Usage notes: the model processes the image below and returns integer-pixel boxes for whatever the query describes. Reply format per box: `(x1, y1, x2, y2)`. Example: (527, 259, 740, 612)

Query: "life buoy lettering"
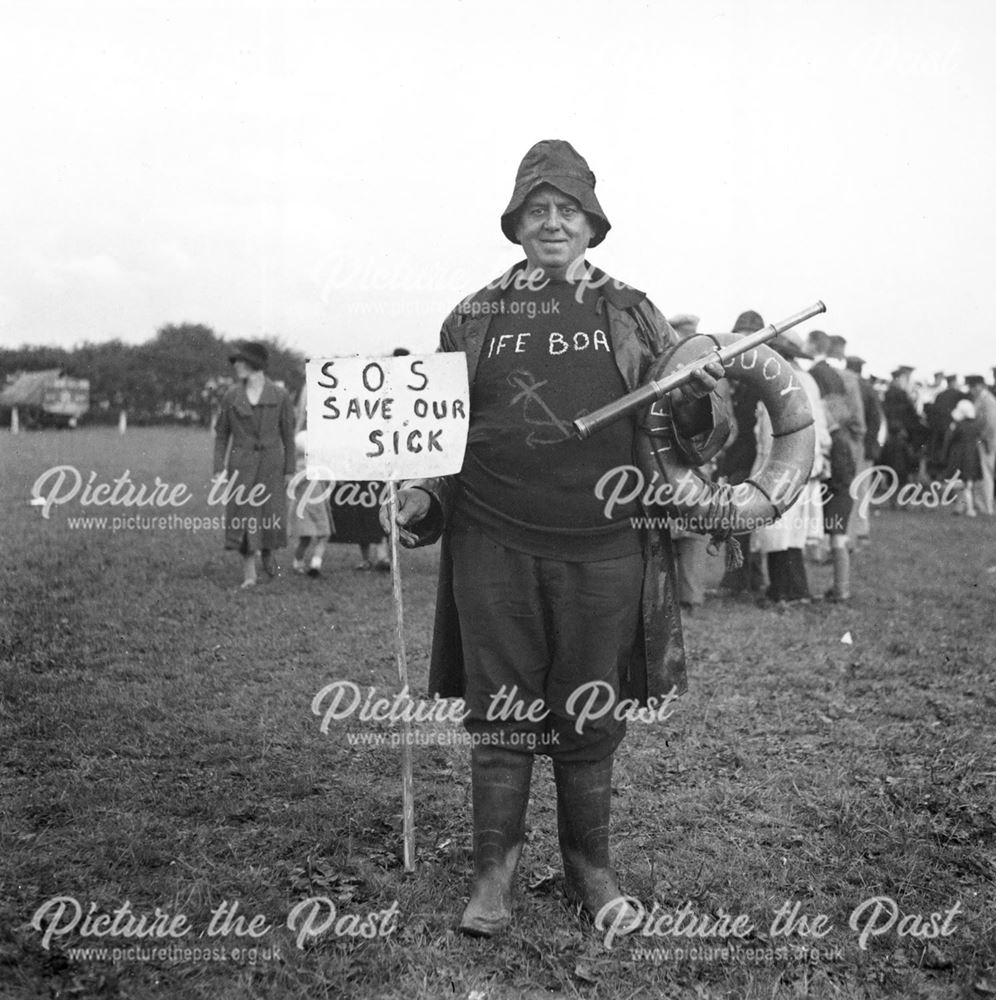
(636, 333, 815, 532)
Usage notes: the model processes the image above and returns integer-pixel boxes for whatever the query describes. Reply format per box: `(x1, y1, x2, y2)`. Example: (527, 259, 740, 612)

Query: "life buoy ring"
(636, 333, 815, 533)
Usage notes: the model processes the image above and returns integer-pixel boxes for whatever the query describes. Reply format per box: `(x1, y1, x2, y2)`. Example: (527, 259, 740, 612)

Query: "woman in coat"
(213, 341, 296, 588)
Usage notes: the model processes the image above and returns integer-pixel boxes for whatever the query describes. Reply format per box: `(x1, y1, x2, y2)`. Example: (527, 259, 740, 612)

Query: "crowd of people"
(880, 365, 996, 518)
(668, 315, 996, 612)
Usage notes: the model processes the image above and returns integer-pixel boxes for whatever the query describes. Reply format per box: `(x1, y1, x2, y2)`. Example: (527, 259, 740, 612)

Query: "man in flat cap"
(966, 375, 996, 514)
(383, 139, 728, 936)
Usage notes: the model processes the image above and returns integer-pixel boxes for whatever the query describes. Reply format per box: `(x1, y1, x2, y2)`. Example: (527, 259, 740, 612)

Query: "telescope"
(573, 301, 827, 439)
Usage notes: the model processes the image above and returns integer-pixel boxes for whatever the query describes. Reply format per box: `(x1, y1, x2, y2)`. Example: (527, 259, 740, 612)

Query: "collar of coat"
(230, 377, 283, 408)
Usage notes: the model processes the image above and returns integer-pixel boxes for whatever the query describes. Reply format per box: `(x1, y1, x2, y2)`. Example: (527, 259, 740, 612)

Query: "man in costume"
(383, 140, 729, 935)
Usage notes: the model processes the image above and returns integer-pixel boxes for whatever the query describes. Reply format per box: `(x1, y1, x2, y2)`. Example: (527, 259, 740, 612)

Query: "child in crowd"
(290, 431, 331, 577)
(945, 398, 981, 517)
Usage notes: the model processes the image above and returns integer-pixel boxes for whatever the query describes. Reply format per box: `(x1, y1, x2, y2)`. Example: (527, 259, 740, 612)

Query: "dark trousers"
(450, 521, 643, 762)
(766, 548, 811, 602)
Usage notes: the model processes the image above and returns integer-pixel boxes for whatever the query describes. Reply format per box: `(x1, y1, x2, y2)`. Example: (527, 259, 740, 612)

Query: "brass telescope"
(573, 300, 827, 439)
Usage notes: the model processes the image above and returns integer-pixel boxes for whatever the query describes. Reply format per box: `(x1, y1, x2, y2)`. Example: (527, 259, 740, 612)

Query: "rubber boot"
(553, 756, 641, 932)
(458, 746, 533, 937)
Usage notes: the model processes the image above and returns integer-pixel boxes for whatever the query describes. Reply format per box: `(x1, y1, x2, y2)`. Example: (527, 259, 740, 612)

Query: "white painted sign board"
(304, 354, 469, 480)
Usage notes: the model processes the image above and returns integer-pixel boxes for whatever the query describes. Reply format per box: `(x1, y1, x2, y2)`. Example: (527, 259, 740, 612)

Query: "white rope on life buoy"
(636, 333, 815, 534)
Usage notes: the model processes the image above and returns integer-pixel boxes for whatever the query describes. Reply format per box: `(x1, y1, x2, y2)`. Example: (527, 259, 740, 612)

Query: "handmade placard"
(303, 354, 469, 480)
(301, 351, 470, 873)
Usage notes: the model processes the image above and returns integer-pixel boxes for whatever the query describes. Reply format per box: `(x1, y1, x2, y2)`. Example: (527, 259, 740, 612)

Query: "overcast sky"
(2, 0, 994, 380)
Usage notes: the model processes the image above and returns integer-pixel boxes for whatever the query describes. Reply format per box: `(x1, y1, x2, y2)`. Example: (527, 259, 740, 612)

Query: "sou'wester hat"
(500, 140, 610, 247)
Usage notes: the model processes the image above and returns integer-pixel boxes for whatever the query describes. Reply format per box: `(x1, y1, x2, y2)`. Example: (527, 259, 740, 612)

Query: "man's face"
(514, 185, 595, 279)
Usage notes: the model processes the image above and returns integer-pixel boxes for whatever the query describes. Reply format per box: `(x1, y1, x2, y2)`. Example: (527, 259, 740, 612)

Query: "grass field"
(1, 427, 994, 1000)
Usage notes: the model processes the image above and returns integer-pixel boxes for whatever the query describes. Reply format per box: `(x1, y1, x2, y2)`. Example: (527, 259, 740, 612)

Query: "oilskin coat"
(408, 263, 730, 704)
(213, 378, 296, 551)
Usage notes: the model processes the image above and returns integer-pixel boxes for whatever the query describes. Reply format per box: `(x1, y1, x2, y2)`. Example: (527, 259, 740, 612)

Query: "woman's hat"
(228, 341, 269, 371)
(500, 140, 611, 247)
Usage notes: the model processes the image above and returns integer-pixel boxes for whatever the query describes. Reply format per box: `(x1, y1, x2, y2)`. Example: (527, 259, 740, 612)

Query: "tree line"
(0, 324, 306, 426)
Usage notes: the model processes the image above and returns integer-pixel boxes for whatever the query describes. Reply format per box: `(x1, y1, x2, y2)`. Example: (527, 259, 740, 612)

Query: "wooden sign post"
(304, 354, 470, 871)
